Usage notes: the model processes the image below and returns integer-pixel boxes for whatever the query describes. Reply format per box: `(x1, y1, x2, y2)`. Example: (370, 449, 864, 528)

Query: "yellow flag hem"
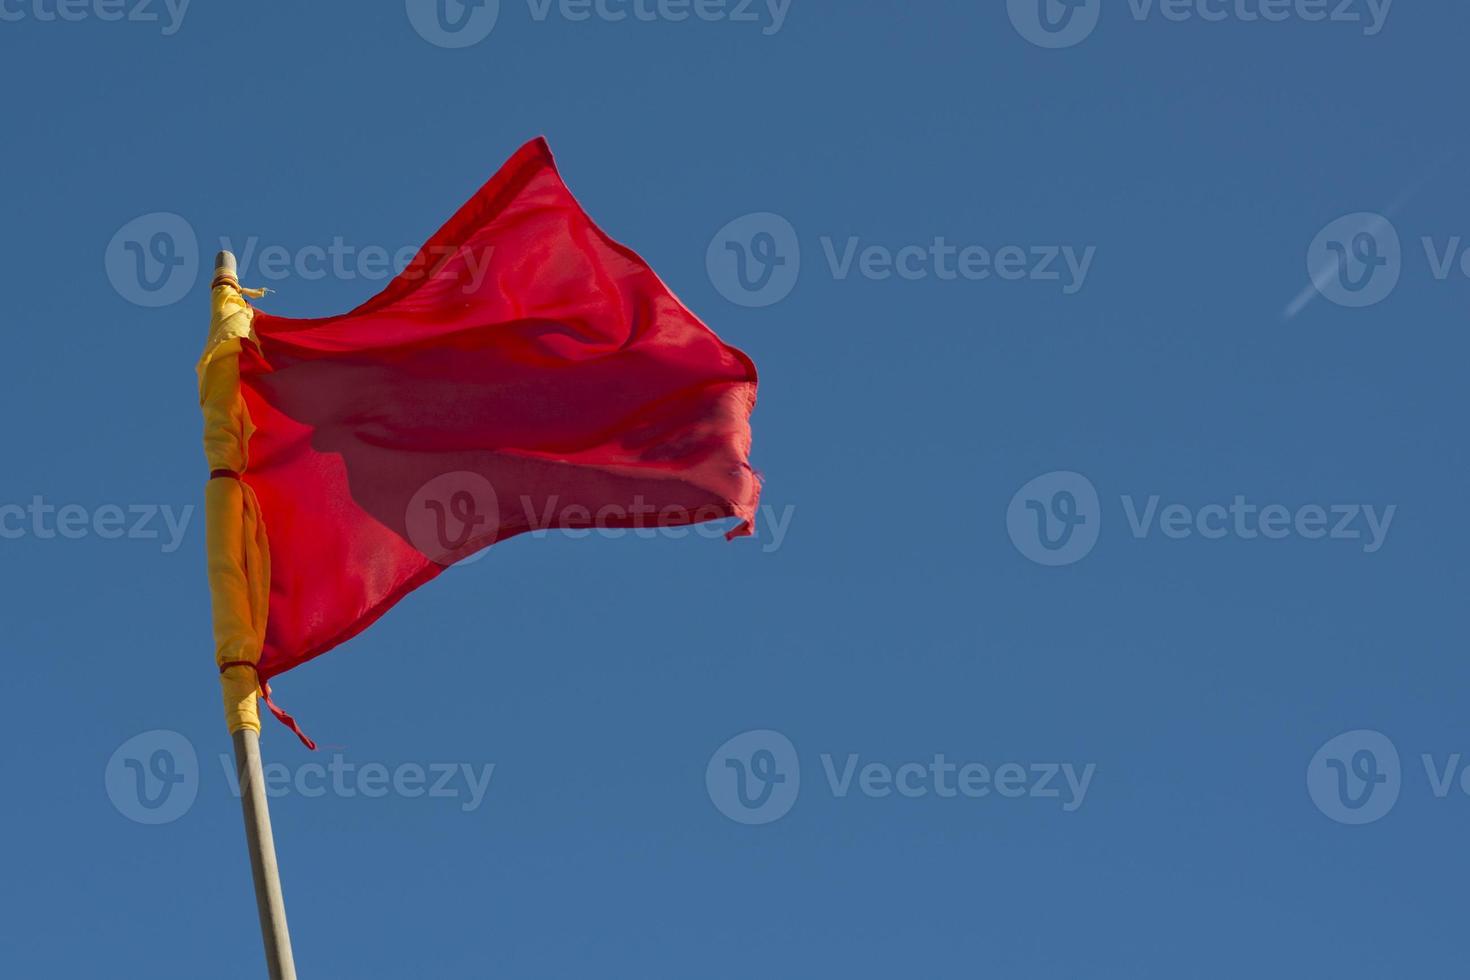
(200, 281, 269, 736)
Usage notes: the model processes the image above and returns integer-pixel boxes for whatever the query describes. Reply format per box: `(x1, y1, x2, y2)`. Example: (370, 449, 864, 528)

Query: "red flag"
(235, 137, 759, 699)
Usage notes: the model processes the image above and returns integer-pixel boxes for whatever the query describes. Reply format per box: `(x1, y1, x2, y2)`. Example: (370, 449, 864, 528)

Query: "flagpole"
(233, 728, 297, 980)
(214, 249, 298, 980)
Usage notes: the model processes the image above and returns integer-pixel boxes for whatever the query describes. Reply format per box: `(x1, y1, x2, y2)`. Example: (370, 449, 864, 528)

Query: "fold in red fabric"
(237, 137, 759, 684)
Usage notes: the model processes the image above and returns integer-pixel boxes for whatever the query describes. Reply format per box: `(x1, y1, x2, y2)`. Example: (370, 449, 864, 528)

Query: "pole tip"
(215, 250, 237, 277)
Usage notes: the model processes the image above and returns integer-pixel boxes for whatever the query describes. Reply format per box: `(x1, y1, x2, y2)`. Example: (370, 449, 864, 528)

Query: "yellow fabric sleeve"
(199, 282, 269, 735)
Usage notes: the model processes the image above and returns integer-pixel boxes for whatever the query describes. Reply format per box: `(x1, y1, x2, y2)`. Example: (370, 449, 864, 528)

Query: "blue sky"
(3, 1, 1468, 977)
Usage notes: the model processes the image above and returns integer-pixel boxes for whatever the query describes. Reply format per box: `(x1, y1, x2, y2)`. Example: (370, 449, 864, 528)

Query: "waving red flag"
(225, 138, 758, 738)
